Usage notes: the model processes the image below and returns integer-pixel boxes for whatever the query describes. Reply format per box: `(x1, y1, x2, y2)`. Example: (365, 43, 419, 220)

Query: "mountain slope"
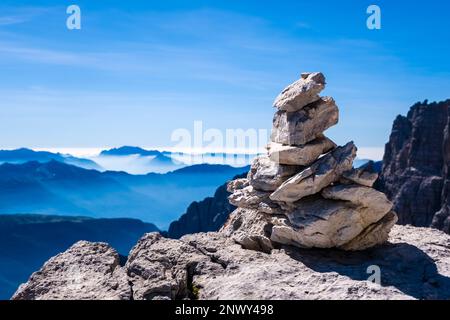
(0, 161, 250, 227)
(167, 172, 247, 238)
(0, 214, 158, 300)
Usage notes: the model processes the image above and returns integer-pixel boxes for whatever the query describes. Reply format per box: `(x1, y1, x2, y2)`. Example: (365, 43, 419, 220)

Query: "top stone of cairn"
(274, 72, 326, 112)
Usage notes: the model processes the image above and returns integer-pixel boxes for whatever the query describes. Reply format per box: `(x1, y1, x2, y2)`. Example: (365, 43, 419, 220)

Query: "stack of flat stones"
(222, 72, 398, 253)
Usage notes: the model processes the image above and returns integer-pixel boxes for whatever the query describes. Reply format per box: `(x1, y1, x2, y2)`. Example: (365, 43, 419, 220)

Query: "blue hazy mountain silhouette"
(96, 146, 260, 175)
(171, 163, 244, 174)
(0, 214, 159, 300)
(98, 146, 185, 173)
(146, 152, 185, 170)
(100, 146, 162, 156)
(0, 148, 102, 170)
(0, 160, 249, 228)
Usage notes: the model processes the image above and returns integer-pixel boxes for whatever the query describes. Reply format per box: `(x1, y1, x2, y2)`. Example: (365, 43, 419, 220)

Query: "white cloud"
(0, 6, 50, 26)
(357, 147, 384, 161)
(0, 16, 27, 26)
(0, 41, 98, 65)
(33, 147, 105, 158)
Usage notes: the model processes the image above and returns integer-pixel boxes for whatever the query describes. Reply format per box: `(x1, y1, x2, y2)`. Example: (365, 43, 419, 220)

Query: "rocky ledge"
(12, 226, 450, 300)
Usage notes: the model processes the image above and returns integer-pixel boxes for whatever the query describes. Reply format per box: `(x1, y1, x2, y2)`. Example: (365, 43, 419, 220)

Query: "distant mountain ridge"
(0, 148, 101, 170)
(100, 146, 259, 158)
(168, 163, 246, 174)
(100, 146, 162, 156)
(98, 146, 258, 173)
(97, 146, 185, 174)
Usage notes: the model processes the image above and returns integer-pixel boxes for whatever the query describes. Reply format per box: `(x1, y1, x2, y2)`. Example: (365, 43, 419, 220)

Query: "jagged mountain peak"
(378, 99, 450, 229)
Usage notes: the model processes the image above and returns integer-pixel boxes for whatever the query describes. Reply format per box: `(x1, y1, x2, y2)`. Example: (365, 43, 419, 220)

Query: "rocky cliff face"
(167, 173, 247, 239)
(12, 226, 450, 300)
(377, 100, 450, 231)
(433, 111, 450, 232)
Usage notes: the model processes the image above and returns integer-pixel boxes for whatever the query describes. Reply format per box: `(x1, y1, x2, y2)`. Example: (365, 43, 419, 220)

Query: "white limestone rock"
(11, 241, 131, 300)
(274, 72, 326, 112)
(267, 135, 336, 166)
(271, 97, 339, 146)
(247, 155, 300, 192)
(322, 184, 393, 217)
(270, 142, 356, 203)
(341, 161, 379, 187)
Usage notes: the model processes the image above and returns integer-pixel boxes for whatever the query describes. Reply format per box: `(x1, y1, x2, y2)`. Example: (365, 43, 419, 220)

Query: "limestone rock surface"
(271, 97, 339, 146)
(267, 135, 336, 166)
(270, 142, 356, 203)
(274, 72, 326, 112)
(270, 198, 393, 250)
(247, 155, 300, 192)
(342, 162, 379, 187)
(11, 241, 131, 300)
(13, 226, 450, 300)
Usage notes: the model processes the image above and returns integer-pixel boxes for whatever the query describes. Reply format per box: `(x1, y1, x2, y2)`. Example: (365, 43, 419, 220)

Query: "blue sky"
(0, 0, 449, 158)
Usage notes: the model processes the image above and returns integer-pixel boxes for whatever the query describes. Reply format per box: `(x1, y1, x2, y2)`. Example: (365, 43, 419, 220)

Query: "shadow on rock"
(284, 242, 450, 300)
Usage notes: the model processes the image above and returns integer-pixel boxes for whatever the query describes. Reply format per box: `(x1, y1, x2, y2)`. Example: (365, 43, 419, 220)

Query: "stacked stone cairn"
(222, 72, 398, 253)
